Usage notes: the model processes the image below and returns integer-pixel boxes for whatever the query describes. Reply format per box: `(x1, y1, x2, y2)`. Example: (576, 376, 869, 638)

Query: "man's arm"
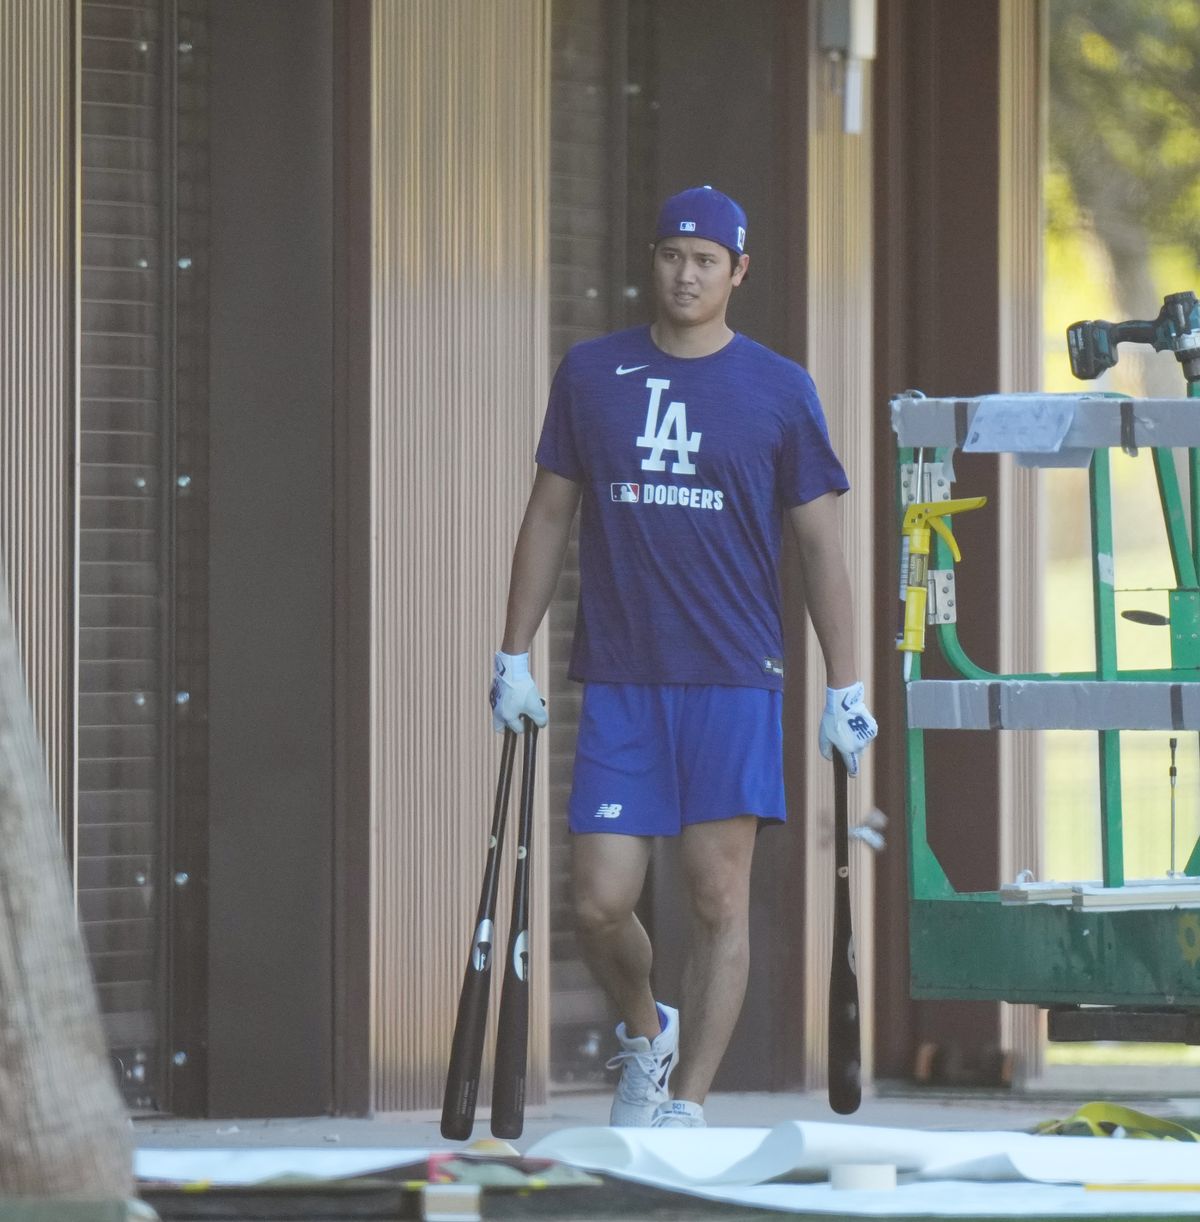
(501, 467, 582, 654)
(786, 492, 857, 687)
(787, 492, 877, 774)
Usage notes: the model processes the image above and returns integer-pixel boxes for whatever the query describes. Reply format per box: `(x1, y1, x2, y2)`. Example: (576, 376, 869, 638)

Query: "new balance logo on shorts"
(611, 482, 640, 503)
(595, 803, 623, 819)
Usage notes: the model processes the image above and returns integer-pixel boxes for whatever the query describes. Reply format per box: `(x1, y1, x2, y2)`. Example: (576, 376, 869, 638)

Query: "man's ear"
(733, 253, 750, 285)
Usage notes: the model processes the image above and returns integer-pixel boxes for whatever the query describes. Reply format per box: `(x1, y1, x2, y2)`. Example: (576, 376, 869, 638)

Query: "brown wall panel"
(801, 12, 876, 1090)
(206, 0, 336, 1118)
(545, 0, 623, 1085)
(371, 0, 550, 1113)
(0, 0, 74, 842)
(872, 0, 1005, 1077)
(643, 0, 812, 1095)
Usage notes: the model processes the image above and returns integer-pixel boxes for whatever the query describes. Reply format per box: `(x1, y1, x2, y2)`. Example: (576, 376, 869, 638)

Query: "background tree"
(1049, 0, 1200, 395)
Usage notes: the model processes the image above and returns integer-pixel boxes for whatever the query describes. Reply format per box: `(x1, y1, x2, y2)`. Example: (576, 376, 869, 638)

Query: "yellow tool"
(897, 495, 987, 680)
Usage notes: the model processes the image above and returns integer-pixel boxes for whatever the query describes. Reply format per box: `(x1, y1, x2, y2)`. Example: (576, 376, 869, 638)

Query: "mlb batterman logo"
(679, 220, 696, 232)
(611, 482, 640, 503)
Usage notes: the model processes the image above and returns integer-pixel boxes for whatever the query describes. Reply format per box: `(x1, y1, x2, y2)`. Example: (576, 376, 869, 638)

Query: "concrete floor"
(132, 1084, 1200, 1153)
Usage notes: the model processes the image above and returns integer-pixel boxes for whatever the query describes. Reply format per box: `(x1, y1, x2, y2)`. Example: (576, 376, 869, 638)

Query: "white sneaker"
(606, 1004, 679, 1126)
(651, 1099, 706, 1128)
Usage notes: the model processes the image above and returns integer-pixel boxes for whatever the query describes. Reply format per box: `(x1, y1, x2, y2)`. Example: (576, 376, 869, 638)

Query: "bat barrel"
(440, 960, 491, 1139)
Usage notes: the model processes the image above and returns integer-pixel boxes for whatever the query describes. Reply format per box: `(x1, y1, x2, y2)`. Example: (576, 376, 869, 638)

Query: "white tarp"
(527, 1122, 1200, 1216)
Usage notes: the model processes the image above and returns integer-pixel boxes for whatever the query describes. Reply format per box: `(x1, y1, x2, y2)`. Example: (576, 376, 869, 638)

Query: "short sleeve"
(534, 356, 584, 482)
(778, 370, 850, 507)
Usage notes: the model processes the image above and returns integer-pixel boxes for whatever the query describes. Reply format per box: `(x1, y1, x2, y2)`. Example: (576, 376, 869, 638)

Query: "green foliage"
(1049, 0, 1200, 263)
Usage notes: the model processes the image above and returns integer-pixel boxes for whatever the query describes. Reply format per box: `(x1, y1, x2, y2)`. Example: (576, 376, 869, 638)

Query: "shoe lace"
(605, 1048, 662, 1077)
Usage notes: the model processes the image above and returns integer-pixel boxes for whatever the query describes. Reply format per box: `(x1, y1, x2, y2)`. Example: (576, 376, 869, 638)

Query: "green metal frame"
(902, 384, 1200, 1007)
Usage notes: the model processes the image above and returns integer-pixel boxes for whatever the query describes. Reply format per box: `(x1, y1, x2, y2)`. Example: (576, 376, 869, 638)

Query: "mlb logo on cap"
(655, 185, 748, 255)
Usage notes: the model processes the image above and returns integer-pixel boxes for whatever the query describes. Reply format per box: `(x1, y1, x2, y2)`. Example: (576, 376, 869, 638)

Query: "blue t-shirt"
(536, 326, 848, 690)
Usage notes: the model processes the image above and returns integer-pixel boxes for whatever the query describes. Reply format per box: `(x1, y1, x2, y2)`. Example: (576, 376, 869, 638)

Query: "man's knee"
(571, 834, 650, 936)
(574, 887, 637, 936)
(687, 872, 750, 931)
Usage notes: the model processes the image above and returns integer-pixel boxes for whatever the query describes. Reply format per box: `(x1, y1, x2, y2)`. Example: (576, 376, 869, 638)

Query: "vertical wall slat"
(371, 0, 550, 1113)
(0, 1, 74, 840)
(803, 47, 876, 1090)
(997, 0, 1044, 1083)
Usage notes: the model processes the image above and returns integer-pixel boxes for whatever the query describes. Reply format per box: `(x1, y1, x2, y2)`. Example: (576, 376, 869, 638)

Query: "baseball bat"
(827, 750, 862, 1114)
(490, 719, 538, 1137)
(440, 728, 517, 1140)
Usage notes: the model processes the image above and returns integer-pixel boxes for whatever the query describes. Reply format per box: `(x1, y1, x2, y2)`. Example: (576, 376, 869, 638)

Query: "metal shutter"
(79, 0, 209, 1113)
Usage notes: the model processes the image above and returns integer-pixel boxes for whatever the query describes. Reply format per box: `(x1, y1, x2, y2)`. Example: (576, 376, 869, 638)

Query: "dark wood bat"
(440, 729, 517, 1140)
(827, 750, 862, 1114)
(490, 721, 537, 1137)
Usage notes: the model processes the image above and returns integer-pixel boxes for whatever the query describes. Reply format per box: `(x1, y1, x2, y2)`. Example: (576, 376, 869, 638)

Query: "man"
(490, 186, 876, 1129)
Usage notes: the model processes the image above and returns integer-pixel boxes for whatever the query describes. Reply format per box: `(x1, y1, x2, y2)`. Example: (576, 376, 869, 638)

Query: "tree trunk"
(0, 569, 132, 1197)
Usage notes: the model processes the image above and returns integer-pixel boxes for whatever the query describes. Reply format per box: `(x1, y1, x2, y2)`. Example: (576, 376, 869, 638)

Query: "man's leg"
(571, 832, 658, 1038)
(574, 832, 680, 1127)
(671, 814, 758, 1104)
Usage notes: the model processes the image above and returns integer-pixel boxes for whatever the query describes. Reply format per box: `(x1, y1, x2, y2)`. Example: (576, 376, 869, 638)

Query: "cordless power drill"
(1067, 290, 1200, 387)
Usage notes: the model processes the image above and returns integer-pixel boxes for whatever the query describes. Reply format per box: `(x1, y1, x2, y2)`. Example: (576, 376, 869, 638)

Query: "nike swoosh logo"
(615, 364, 649, 375)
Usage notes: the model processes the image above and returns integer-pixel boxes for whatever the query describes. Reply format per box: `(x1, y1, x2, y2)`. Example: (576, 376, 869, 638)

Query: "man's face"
(651, 236, 748, 328)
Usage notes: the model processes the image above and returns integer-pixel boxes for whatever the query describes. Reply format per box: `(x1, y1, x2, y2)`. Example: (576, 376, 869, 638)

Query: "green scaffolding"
(897, 390, 1200, 1009)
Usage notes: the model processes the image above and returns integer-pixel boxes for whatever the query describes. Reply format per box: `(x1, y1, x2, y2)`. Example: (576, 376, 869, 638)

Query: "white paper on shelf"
(960, 396, 1076, 454)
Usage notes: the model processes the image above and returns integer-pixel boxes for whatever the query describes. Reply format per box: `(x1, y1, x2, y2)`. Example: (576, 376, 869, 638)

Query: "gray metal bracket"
(899, 460, 952, 506)
(926, 569, 956, 625)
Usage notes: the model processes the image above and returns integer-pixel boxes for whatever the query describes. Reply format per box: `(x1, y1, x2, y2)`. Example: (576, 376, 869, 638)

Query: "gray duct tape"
(1121, 400, 1137, 457)
(907, 680, 1200, 731)
(987, 682, 1003, 730)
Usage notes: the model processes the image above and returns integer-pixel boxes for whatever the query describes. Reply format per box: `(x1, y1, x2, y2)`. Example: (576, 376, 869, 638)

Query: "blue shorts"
(567, 683, 786, 836)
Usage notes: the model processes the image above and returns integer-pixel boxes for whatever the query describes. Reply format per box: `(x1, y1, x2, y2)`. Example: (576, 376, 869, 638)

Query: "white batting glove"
(819, 681, 878, 777)
(490, 650, 548, 733)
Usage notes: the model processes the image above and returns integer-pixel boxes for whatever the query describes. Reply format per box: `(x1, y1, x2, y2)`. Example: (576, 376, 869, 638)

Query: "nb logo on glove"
(490, 650, 549, 734)
(819, 681, 878, 777)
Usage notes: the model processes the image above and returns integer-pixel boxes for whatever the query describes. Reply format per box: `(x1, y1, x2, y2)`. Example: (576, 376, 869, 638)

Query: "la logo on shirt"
(636, 378, 700, 474)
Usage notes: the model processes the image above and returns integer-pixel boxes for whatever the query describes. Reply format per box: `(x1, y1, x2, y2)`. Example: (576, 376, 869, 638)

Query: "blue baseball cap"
(655, 185, 748, 255)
